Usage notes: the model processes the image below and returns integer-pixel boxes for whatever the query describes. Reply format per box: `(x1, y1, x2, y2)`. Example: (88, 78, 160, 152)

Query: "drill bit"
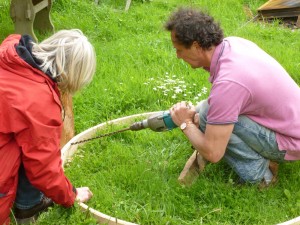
(70, 127, 131, 145)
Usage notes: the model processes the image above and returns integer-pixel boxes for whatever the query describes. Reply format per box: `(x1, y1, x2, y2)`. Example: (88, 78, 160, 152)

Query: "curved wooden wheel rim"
(61, 112, 158, 225)
(61, 112, 300, 225)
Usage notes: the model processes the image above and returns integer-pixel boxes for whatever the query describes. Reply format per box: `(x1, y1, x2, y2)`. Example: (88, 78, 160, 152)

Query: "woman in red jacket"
(0, 29, 96, 224)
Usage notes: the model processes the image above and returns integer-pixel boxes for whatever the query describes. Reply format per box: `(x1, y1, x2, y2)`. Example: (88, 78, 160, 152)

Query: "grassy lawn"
(1, 0, 300, 224)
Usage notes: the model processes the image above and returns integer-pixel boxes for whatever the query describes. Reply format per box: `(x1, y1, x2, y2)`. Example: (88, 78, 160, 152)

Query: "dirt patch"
(259, 16, 299, 30)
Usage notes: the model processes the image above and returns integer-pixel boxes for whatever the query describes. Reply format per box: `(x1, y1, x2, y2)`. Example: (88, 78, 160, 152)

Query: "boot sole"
(16, 215, 37, 225)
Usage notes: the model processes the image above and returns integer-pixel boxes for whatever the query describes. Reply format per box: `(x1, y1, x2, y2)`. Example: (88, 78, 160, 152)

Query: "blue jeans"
(14, 164, 43, 209)
(197, 100, 286, 184)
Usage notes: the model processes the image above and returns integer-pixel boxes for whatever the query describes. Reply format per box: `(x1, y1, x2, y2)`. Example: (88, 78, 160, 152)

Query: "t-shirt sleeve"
(207, 80, 251, 124)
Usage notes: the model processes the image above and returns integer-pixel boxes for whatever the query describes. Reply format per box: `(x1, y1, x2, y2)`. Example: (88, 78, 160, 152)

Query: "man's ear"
(192, 41, 202, 51)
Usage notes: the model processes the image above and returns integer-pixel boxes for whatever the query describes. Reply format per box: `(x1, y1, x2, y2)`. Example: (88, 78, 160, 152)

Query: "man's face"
(171, 31, 205, 69)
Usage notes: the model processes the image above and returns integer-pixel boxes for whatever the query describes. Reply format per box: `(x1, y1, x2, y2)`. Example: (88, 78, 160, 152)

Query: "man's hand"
(170, 100, 233, 163)
(170, 101, 196, 126)
(76, 187, 93, 203)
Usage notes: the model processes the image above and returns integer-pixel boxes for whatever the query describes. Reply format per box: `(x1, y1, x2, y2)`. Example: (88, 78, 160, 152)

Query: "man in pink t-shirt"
(164, 7, 300, 186)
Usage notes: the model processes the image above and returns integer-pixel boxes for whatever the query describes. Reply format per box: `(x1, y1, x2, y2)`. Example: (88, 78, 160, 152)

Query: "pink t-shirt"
(208, 37, 300, 160)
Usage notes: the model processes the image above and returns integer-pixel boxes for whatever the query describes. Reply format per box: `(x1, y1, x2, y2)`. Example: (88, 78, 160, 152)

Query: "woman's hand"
(76, 187, 93, 203)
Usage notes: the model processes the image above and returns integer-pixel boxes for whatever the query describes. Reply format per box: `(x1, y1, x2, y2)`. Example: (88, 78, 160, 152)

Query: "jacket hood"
(0, 34, 54, 84)
(0, 34, 60, 97)
(15, 35, 54, 80)
(15, 35, 42, 71)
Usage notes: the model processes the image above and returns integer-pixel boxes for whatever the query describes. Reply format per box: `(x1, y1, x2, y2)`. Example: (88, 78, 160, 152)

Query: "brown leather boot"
(269, 161, 279, 181)
(259, 161, 279, 189)
(14, 196, 54, 224)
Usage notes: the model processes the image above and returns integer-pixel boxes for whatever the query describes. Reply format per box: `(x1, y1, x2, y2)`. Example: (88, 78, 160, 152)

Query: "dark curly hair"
(164, 7, 224, 49)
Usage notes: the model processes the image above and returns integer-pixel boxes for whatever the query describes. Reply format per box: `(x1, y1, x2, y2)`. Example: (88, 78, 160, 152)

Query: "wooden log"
(32, 0, 54, 33)
(10, 0, 54, 42)
(258, 0, 300, 10)
(178, 150, 206, 186)
(10, 0, 37, 41)
(257, 0, 300, 18)
(125, 0, 131, 12)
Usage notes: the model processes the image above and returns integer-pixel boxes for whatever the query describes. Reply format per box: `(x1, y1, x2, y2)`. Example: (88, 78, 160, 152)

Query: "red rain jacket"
(0, 34, 76, 224)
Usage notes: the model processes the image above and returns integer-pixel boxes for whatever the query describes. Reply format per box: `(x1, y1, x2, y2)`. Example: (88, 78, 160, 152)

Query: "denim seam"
(235, 120, 276, 142)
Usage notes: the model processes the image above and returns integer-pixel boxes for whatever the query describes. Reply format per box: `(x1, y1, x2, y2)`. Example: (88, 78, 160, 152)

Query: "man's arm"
(170, 101, 233, 163)
(182, 123, 233, 163)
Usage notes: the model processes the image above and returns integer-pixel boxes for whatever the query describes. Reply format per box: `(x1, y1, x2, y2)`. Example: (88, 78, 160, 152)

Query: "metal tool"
(129, 110, 177, 132)
(70, 127, 131, 145)
(70, 110, 177, 145)
(71, 101, 203, 145)
(129, 101, 203, 132)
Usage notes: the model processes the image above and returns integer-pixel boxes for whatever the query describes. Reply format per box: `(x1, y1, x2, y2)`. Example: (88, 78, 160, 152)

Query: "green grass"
(38, 127, 300, 225)
(2, 0, 300, 224)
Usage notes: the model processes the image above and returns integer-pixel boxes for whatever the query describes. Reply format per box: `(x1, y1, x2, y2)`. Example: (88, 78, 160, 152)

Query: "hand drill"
(130, 110, 177, 132)
(129, 101, 203, 132)
(71, 101, 204, 145)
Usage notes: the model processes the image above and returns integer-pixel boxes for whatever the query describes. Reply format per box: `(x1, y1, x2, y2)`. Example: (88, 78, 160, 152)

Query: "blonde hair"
(32, 29, 96, 94)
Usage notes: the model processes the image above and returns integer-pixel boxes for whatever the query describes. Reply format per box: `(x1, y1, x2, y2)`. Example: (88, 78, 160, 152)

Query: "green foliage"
(41, 128, 300, 225)
(0, 1, 14, 40)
